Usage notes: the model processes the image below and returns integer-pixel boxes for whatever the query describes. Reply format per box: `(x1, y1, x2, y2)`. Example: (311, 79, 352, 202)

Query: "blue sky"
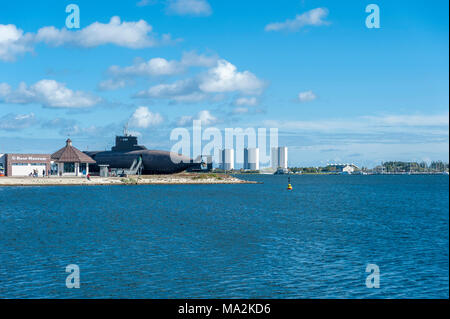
(0, 0, 448, 167)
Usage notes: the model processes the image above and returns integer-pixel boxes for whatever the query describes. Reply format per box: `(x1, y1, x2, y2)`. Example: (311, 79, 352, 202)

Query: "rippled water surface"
(0, 175, 448, 298)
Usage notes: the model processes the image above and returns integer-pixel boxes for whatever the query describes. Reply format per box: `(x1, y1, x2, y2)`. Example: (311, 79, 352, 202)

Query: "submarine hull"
(85, 150, 193, 174)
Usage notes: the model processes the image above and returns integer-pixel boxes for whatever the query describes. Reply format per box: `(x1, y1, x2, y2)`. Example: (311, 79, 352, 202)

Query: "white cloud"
(40, 118, 119, 137)
(234, 96, 258, 106)
(177, 115, 193, 126)
(109, 57, 182, 77)
(108, 52, 217, 78)
(0, 79, 100, 108)
(177, 109, 217, 126)
(101, 52, 218, 91)
(135, 78, 208, 102)
(171, 92, 207, 102)
(197, 110, 217, 125)
(134, 59, 265, 102)
(136, 0, 212, 16)
(265, 8, 329, 32)
(35, 16, 174, 49)
(0, 24, 34, 61)
(262, 113, 449, 167)
(41, 117, 77, 129)
(61, 124, 109, 137)
(129, 106, 163, 128)
(362, 114, 450, 127)
(1, 17, 178, 62)
(180, 51, 218, 68)
(166, 0, 212, 16)
(136, 0, 154, 7)
(199, 60, 265, 95)
(232, 107, 249, 114)
(137, 78, 197, 98)
(0, 83, 11, 96)
(298, 90, 317, 102)
(0, 112, 36, 130)
(97, 79, 127, 91)
(264, 113, 449, 133)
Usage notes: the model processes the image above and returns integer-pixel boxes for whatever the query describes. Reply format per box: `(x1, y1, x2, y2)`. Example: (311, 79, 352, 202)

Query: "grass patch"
(120, 177, 138, 184)
(191, 173, 226, 180)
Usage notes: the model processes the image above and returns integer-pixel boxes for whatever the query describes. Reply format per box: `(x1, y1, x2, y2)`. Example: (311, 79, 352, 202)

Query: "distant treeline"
(375, 161, 449, 173)
(290, 161, 449, 173)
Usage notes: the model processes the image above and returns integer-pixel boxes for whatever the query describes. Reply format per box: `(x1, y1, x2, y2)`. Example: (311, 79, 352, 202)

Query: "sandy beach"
(0, 173, 256, 186)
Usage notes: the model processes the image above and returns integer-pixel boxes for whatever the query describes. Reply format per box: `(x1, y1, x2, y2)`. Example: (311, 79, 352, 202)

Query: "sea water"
(0, 175, 448, 298)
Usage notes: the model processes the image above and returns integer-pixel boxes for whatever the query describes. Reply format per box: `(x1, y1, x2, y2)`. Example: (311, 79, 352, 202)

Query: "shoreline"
(237, 172, 449, 175)
(0, 173, 259, 187)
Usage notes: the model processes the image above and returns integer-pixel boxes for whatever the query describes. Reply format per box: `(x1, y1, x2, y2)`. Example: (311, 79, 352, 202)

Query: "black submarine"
(84, 132, 210, 175)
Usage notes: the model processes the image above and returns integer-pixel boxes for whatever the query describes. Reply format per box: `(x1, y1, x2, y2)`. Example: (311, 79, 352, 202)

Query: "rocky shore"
(0, 173, 256, 186)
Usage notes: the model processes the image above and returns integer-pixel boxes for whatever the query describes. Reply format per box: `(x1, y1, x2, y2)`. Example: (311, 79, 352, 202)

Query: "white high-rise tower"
(271, 147, 288, 169)
(278, 146, 288, 169)
(244, 148, 260, 170)
(220, 149, 234, 170)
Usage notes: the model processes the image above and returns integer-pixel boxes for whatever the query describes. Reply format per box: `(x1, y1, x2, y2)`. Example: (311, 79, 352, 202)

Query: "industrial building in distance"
(218, 146, 288, 172)
(244, 148, 260, 170)
(271, 146, 288, 169)
(220, 149, 235, 170)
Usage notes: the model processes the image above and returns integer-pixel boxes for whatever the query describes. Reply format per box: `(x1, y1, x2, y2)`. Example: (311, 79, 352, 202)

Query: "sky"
(0, 0, 448, 167)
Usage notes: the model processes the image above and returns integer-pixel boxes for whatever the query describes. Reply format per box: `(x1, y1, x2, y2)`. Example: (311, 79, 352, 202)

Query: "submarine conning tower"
(111, 135, 147, 152)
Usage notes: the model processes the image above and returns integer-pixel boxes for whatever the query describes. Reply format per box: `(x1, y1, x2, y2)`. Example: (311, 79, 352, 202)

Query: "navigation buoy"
(287, 183, 293, 190)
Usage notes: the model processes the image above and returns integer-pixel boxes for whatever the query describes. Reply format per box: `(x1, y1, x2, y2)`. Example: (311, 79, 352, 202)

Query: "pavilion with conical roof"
(51, 138, 95, 176)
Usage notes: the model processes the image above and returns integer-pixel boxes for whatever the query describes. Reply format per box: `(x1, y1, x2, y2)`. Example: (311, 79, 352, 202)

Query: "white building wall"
(278, 147, 288, 169)
(342, 165, 354, 173)
(271, 147, 288, 169)
(247, 148, 259, 170)
(271, 147, 279, 169)
(221, 149, 234, 170)
(11, 164, 46, 176)
(243, 149, 249, 170)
